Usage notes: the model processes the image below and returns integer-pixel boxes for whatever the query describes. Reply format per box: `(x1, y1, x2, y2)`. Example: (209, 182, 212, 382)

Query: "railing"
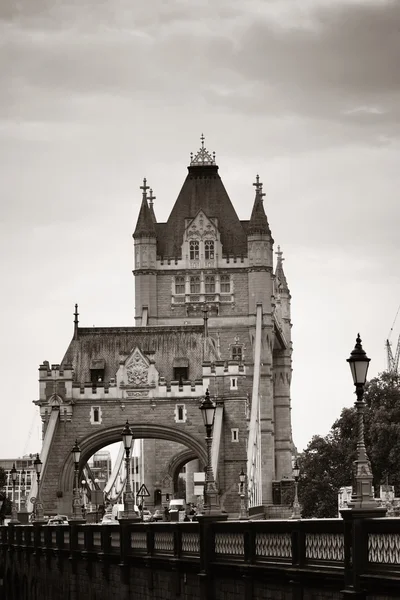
(2, 518, 400, 594)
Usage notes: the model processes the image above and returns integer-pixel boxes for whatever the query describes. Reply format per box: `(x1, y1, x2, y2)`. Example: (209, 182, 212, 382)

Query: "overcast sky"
(1, 0, 400, 461)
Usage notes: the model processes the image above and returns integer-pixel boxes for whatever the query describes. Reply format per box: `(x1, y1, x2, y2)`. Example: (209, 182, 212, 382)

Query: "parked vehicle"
(48, 515, 68, 525)
(142, 510, 152, 522)
(101, 513, 117, 525)
(168, 499, 185, 512)
(151, 509, 163, 521)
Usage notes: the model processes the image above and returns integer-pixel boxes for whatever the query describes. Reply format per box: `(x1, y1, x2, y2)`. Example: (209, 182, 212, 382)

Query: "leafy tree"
(0, 466, 5, 490)
(298, 372, 400, 518)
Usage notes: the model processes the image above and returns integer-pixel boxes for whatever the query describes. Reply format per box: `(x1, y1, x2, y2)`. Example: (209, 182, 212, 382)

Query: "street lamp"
(121, 420, 138, 520)
(33, 453, 45, 522)
(199, 389, 222, 516)
(71, 440, 85, 521)
(346, 334, 385, 515)
(238, 468, 248, 520)
(10, 463, 20, 525)
(291, 459, 301, 519)
(20, 469, 26, 512)
(81, 479, 87, 517)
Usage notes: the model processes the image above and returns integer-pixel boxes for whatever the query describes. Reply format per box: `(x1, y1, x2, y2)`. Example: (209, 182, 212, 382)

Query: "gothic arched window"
(190, 276, 200, 294)
(175, 276, 185, 295)
(205, 276, 215, 294)
(232, 345, 243, 362)
(189, 240, 199, 260)
(204, 240, 214, 260)
(220, 275, 231, 293)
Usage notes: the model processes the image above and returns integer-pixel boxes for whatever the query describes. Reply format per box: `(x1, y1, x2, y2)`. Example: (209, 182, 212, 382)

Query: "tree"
(0, 466, 11, 523)
(0, 466, 5, 490)
(298, 372, 400, 518)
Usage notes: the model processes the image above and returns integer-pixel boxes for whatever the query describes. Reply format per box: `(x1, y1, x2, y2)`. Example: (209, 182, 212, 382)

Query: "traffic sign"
(30, 497, 36, 503)
(136, 483, 150, 497)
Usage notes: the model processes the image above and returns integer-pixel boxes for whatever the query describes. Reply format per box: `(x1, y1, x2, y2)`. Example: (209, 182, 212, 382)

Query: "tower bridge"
(31, 138, 294, 518)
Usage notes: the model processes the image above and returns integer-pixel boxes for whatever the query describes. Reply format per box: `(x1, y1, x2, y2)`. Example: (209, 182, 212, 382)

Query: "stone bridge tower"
(35, 137, 293, 516)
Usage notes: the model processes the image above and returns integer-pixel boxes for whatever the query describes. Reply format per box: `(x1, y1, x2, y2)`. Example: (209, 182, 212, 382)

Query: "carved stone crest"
(126, 348, 149, 387)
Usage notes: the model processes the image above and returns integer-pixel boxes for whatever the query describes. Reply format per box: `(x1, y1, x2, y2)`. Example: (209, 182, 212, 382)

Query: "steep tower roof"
(275, 245, 289, 292)
(157, 136, 247, 258)
(133, 178, 156, 239)
(248, 175, 271, 236)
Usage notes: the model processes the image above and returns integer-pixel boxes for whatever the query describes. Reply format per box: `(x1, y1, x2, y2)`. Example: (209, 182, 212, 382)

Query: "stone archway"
(58, 423, 207, 495)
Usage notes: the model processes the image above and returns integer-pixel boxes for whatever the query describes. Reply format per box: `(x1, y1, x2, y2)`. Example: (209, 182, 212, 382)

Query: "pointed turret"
(248, 175, 271, 236)
(133, 179, 158, 325)
(133, 178, 156, 239)
(275, 246, 289, 292)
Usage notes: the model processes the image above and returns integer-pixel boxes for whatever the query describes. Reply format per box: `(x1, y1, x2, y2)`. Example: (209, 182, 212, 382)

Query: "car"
(101, 513, 117, 525)
(142, 510, 152, 522)
(151, 509, 163, 521)
(48, 515, 68, 525)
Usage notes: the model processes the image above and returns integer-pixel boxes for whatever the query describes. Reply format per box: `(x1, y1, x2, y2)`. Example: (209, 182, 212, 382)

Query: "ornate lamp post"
(291, 459, 301, 519)
(238, 468, 249, 520)
(71, 440, 85, 521)
(199, 389, 222, 516)
(20, 469, 26, 511)
(346, 334, 385, 515)
(10, 463, 20, 524)
(121, 420, 138, 520)
(33, 453, 46, 523)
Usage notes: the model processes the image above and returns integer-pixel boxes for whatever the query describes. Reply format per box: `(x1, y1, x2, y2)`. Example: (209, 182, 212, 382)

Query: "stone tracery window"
(232, 345, 243, 362)
(175, 276, 185, 295)
(204, 240, 214, 259)
(190, 240, 199, 260)
(220, 275, 231, 293)
(190, 276, 200, 294)
(205, 276, 215, 294)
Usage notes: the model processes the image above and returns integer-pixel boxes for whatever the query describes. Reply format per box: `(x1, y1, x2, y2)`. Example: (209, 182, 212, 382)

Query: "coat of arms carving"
(126, 350, 149, 387)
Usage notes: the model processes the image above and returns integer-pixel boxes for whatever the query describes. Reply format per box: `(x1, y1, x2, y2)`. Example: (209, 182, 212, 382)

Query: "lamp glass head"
(34, 453, 42, 475)
(347, 334, 370, 385)
(71, 440, 81, 465)
(122, 420, 133, 450)
(199, 389, 216, 428)
(239, 468, 246, 484)
(11, 463, 17, 483)
(293, 459, 300, 479)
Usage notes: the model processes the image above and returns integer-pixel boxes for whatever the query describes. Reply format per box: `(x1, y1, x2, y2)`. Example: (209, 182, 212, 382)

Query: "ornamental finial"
(253, 174, 265, 199)
(190, 135, 216, 166)
(276, 245, 284, 263)
(140, 178, 149, 200)
(148, 188, 156, 207)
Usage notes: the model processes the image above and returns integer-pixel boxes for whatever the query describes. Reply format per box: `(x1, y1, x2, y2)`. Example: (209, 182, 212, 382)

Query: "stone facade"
(34, 140, 294, 516)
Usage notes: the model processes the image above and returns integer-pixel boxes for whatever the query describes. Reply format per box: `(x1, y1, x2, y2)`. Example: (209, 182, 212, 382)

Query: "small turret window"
(205, 276, 215, 294)
(204, 240, 214, 259)
(220, 275, 231, 293)
(175, 276, 185, 295)
(190, 240, 199, 260)
(232, 346, 243, 362)
(190, 276, 200, 294)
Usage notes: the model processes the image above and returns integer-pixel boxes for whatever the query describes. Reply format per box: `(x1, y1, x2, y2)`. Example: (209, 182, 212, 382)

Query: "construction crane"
(386, 305, 400, 375)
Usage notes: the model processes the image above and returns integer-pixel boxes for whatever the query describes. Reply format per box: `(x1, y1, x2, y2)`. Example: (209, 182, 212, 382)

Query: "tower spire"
(148, 188, 157, 223)
(74, 303, 79, 340)
(133, 179, 156, 239)
(275, 245, 289, 291)
(248, 175, 270, 235)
